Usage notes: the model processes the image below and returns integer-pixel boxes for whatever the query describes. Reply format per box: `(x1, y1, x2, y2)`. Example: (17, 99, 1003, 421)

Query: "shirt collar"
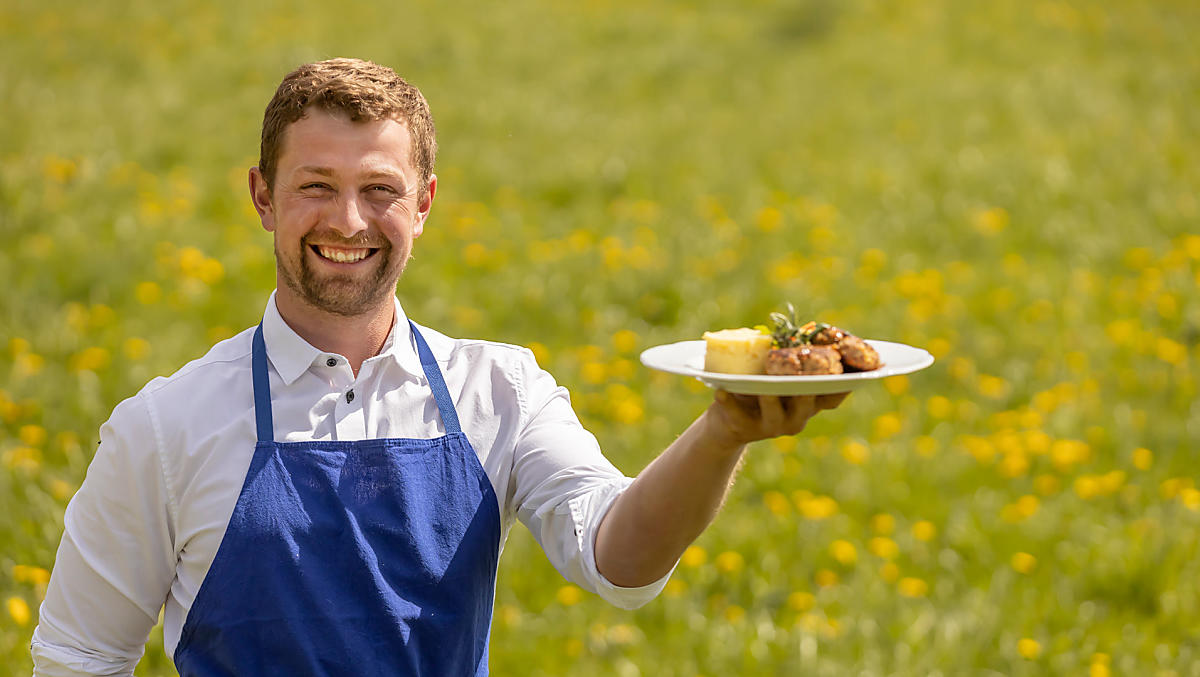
(260, 291, 425, 385)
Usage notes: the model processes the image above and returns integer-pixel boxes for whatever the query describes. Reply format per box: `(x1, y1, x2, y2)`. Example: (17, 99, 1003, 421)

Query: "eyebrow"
(295, 166, 408, 184)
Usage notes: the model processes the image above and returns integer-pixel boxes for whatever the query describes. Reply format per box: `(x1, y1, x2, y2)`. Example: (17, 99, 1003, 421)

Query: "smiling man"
(31, 58, 845, 676)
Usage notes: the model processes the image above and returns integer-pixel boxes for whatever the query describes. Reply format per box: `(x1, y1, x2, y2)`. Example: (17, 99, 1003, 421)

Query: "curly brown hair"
(259, 58, 437, 193)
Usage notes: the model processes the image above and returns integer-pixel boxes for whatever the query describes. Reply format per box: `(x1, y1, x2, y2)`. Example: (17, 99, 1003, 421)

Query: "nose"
(330, 192, 369, 237)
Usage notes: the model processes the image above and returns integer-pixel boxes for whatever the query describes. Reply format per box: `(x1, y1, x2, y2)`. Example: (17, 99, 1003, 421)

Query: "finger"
(815, 392, 851, 410)
(759, 395, 785, 429)
(787, 395, 817, 428)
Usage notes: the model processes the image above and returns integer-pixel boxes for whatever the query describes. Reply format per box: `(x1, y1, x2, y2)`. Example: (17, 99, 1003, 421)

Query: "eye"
(368, 184, 398, 194)
(300, 182, 331, 191)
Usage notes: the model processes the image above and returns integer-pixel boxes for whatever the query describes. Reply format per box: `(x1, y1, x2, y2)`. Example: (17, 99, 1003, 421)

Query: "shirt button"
(345, 390, 355, 403)
(326, 357, 337, 367)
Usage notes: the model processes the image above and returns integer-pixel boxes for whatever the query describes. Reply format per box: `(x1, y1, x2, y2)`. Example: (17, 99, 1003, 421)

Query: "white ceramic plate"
(640, 339, 934, 395)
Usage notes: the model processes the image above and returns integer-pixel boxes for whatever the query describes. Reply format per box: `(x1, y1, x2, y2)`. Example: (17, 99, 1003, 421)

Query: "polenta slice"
(702, 328, 772, 374)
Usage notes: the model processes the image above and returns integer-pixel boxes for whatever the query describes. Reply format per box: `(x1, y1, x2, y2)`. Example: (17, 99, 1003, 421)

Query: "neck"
(274, 288, 395, 376)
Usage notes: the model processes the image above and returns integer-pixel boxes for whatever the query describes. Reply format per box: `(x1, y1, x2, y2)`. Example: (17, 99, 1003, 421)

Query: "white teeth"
(316, 246, 370, 263)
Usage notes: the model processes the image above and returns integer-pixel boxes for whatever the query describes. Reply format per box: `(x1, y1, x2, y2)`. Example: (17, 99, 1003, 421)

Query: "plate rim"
(639, 338, 934, 384)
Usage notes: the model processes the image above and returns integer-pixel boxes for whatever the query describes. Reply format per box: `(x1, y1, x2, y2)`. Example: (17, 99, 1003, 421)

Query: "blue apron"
(174, 322, 501, 676)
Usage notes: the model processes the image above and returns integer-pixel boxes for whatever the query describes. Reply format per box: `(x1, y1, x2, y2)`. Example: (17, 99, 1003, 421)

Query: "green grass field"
(2, 0, 1198, 674)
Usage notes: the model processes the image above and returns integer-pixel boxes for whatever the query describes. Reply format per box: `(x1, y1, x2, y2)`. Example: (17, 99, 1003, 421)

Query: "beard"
(276, 235, 408, 317)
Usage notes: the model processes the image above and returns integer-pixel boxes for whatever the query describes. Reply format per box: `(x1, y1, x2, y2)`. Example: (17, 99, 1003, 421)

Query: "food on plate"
(701, 328, 773, 374)
(764, 344, 843, 375)
(702, 304, 883, 376)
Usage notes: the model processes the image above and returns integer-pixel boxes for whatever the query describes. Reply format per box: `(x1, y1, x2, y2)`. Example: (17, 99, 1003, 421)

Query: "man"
(31, 58, 846, 676)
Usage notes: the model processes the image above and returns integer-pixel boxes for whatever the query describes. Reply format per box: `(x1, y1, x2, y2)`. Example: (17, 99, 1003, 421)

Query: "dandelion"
(70, 346, 111, 373)
(611, 329, 638, 354)
(755, 206, 783, 233)
(1089, 653, 1111, 677)
(1011, 552, 1037, 574)
(872, 413, 903, 440)
(681, 546, 707, 568)
(123, 337, 152, 361)
(11, 565, 50, 586)
(723, 605, 746, 623)
(556, 585, 583, 606)
(796, 494, 839, 520)
(135, 281, 162, 305)
(897, 577, 928, 598)
(830, 540, 858, 566)
(868, 537, 899, 560)
(870, 513, 895, 534)
(814, 569, 839, 587)
(1017, 638, 1041, 659)
(879, 562, 900, 582)
(18, 424, 47, 447)
(972, 207, 1008, 235)
(664, 580, 687, 597)
(787, 591, 815, 612)
(1131, 447, 1153, 470)
(1181, 488, 1200, 511)
(772, 436, 798, 453)
(715, 551, 744, 574)
(841, 440, 870, 465)
(883, 375, 909, 395)
(763, 491, 791, 517)
(912, 521, 937, 542)
(7, 597, 30, 626)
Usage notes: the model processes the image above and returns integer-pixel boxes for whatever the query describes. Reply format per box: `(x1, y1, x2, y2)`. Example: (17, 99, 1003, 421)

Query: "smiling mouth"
(311, 244, 379, 264)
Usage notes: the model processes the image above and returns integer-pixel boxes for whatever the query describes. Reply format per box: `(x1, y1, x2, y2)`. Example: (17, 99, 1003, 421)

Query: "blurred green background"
(2, 0, 1198, 674)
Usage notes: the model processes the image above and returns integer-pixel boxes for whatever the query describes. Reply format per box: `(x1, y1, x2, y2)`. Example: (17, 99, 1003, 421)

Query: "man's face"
(249, 108, 435, 318)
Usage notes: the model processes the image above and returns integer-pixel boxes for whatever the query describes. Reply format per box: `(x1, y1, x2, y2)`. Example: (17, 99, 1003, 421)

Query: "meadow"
(2, 0, 1198, 674)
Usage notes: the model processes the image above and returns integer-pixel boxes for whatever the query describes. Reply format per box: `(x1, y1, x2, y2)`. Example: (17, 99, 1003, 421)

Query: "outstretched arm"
(594, 391, 848, 588)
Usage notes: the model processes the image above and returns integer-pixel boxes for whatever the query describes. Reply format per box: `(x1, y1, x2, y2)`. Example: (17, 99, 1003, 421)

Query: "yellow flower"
(972, 206, 1009, 235)
(1017, 638, 1041, 659)
(7, 597, 30, 626)
(70, 346, 111, 373)
(796, 494, 839, 520)
(723, 605, 746, 623)
(664, 579, 687, 597)
(611, 329, 639, 354)
(870, 513, 895, 534)
(897, 577, 928, 598)
(879, 562, 900, 582)
(755, 206, 783, 233)
(977, 374, 1010, 399)
(526, 342, 550, 365)
(787, 591, 815, 612)
(1181, 488, 1200, 511)
(868, 537, 899, 560)
(841, 440, 870, 465)
(883, 375, 909, 395)
(872, 413, 903, 440)
(1011, 552, 1037, 574)
(912, 521, 937, 542)
(1131, 447, 1153, 470)
(715, 551, 744, 574)
(829, 540, 857, 566)
(18, 424, 47, 447)
(921, 393, 950, 420)
(681, 545, 707, 568)
(556, 585, 583, 606)
(763, 491, 791, 517)
(814, 569, 839, 587)
(123, 337, 152, 361)
(11, 565, 51, 585)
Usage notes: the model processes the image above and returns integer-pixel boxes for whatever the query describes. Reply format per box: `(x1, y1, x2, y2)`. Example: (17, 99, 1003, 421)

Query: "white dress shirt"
(32, 292, 670, 676)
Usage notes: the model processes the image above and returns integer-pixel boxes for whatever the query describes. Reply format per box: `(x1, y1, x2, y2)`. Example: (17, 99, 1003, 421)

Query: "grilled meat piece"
(836, 334, 881, 371)
(765, 345, 844, 375)
(809, 325, 846, 346)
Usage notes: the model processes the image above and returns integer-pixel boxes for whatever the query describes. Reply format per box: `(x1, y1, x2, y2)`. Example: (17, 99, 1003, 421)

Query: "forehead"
(277, 108, 415, 176)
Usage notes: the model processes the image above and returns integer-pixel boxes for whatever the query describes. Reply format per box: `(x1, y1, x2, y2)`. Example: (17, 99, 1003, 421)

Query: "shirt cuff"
(568, 477, 677, 610)
(31, 628, 138, 677)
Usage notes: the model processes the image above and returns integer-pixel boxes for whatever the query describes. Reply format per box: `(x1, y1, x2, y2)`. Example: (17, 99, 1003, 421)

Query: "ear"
(412, 174, 437, 239)
(248, 167, 277, 232)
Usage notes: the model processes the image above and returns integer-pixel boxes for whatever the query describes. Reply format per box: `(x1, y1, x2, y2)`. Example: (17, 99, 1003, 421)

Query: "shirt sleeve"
(509, 354, 673, 610)
(32, 393, 177, 676)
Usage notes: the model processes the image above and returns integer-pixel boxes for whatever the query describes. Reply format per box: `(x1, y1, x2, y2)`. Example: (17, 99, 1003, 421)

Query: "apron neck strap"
(252, 323, 274, 443)
(409, 321, 462, 435)
(249, 321, 464, 442)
